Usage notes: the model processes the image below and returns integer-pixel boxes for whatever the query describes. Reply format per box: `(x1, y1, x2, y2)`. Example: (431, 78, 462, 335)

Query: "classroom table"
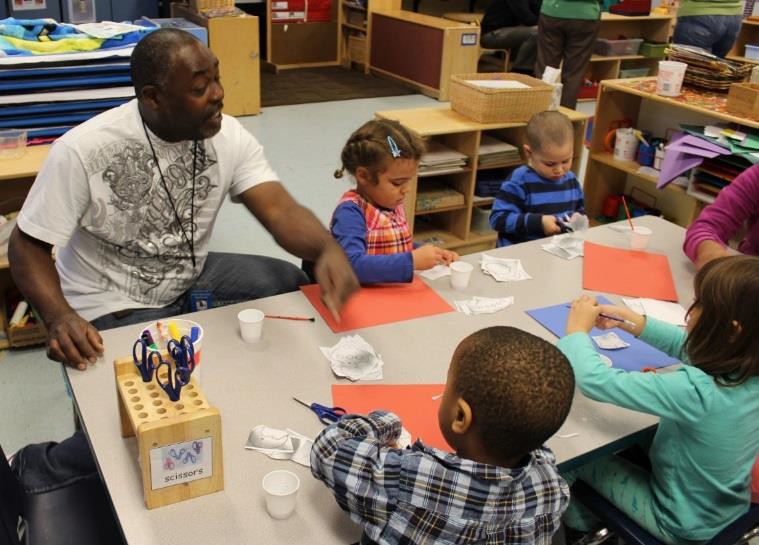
(66, 215, 694, 545)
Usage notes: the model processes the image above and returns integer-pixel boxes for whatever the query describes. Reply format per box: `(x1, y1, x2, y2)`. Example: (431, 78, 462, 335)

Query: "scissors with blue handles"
(132, 338, 162, 382)
(293, 397, 347, 425)
(168, 335, 195, 374)
(155, 357, 191, 402)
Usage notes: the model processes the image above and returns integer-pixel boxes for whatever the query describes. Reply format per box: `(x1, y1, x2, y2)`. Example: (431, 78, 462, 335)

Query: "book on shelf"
(416, 181, 465, 212)
(478, 135, 521, 166)
(418, 141, 468, 176)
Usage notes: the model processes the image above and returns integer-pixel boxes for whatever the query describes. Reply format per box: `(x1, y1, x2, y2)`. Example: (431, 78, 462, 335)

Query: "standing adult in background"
(683, 163, 759, 269)
(479, 0, 542, 75)
(673, 0, 744, 58)
(535, 0, 601, 109)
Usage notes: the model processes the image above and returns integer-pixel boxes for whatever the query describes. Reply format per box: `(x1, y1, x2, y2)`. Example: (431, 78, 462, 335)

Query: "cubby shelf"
(376, 106, 588, 254)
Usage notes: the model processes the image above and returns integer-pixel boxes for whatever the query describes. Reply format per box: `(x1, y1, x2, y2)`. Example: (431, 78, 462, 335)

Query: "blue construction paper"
(526, 296, 681, 371)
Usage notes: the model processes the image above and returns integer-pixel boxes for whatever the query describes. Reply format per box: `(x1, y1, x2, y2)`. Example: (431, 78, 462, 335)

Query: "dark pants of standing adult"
(673, 15, 743, 58)
(535, 14, 601, 109)
(11, 252, 308, 493)
(480, 25, 538, 73)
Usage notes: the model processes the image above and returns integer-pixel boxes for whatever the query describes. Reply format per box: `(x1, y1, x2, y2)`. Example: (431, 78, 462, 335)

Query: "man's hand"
(46, 311, 104, 370)
(313, 242, 359, 321)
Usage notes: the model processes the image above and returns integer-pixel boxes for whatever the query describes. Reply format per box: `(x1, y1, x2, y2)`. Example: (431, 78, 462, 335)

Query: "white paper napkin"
(454, 296, 515, 315)
(245, 425, 313, 467)
(320, 335, 384, 381)
(480, 254, 531, 282)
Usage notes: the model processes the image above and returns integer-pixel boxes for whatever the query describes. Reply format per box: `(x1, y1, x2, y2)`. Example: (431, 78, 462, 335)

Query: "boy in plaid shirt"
(311, 326, 575, 544)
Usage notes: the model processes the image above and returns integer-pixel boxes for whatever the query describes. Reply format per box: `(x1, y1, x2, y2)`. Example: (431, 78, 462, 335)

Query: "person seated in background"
(683, 162, 759, 270)
(479, 0, 542, 75)
(490, 110, 585, 247)
(311, 326, 575, 544)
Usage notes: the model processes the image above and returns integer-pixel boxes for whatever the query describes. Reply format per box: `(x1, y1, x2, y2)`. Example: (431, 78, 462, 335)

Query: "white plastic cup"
(450, 261, 474, 290)
(626, 225, 652, 250)
(238, 309, 264, 343)
(138, 318, 204, 367)
(656, 61, 687, 97)
(262, 470, 300, 519)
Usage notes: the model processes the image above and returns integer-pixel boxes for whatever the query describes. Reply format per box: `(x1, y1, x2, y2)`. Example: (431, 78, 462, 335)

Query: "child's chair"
(572, 480, 759, 545)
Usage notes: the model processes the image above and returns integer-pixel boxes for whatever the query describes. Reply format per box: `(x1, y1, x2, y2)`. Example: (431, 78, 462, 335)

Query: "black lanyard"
(141, 120, 197, 269)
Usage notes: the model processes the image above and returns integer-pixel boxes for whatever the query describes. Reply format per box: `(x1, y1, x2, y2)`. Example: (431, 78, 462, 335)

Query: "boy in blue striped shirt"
(490, 111, 585, 247)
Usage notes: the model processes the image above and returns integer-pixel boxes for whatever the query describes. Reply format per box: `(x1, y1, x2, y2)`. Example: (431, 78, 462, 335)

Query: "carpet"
(261, 66, 415, 107)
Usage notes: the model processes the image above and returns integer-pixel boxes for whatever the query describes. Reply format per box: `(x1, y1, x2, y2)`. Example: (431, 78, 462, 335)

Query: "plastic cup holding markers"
(139, 318, 204, 377)
(262, 470, 300, 519)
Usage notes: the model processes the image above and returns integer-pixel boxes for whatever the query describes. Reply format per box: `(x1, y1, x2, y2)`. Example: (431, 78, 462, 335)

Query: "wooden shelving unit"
(0, 144, 51, 350)
(338, 0, 400, 71)
(584, 78, 759, 228)
(376, 106, 588, 254)
(579, 13, 675, 101)
(727, 18, 759, 65)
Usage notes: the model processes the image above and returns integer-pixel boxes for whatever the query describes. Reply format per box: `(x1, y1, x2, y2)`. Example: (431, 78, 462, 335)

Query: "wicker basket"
(190, 0, 235, 11)
(449, 73, 553, 123)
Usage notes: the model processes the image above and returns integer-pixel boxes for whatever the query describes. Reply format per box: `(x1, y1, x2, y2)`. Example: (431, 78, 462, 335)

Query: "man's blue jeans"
(91, 252, 308, 330)
(673, 14, 743, 58)
(12, 252, 307, 492)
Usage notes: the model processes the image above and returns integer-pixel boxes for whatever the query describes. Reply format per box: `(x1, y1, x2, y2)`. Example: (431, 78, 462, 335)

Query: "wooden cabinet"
(368, 11, 480, 101)
(171, 5, 261, 116)
(581, 13, 674, 100)
(375, 106, 588, 254)
(584, 78, 759, 228)
(727, 18, 759, 65)
(339, 0, 400, 71)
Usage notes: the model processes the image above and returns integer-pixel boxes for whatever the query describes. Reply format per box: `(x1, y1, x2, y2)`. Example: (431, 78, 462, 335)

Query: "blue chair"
(572, 480, 759, 545)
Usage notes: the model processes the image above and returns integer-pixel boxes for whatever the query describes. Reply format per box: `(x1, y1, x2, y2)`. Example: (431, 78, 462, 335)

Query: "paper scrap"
(480, 254, 531, 282)
(320, 335, 384, 381)
(455, 296, 515, 315)
(245, 426, 313, 467)
(418, 264, 451, 280)
(592, 332, 630, 350)
(623, 298, 687, 327)
(542, 234, 584, 260)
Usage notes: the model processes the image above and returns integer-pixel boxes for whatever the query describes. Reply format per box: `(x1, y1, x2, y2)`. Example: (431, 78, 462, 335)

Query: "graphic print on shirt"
(86, 139, 218, 305)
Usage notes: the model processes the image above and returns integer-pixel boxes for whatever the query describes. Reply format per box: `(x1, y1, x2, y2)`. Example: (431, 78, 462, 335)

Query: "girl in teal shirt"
(558, 256, 759, 544)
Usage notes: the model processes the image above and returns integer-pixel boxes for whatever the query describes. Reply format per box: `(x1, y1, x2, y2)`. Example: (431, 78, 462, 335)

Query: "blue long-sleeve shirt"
(489, 165, 584, 247)
(330, 201, 414, 284)
(558, 318, 759, 541)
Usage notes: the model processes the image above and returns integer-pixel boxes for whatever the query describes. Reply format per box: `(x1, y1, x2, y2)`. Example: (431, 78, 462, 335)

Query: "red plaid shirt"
(338, 190, 413, 255)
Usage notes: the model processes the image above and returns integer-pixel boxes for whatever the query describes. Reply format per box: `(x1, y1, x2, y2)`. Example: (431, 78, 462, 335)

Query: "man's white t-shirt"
(18, 99, 278, 321)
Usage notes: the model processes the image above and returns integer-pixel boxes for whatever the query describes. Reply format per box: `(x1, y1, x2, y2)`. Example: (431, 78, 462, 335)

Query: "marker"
(564, 305, 637, 327)
(168, 321, 181, 341)
(141, 330, 158, 350)
(264, 314, 315, 322)
(190, 326, 200, 343)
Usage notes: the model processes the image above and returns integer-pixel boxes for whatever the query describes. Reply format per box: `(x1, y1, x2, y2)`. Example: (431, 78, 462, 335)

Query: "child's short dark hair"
(334, 119, 426, 181)
(525, 111, 574, 153)
(685, 255, 759, 385)
(453, 326, 575, 460)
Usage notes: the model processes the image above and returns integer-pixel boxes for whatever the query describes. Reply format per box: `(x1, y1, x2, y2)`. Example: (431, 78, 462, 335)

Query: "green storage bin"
(640, 41, 667, 59)
(618, 67, 650, 78)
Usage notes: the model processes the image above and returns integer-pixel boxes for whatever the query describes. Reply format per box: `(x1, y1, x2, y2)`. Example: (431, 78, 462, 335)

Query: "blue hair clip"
(387, 136, 402, 158)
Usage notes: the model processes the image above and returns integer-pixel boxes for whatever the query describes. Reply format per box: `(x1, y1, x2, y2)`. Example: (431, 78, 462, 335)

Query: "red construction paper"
(331, 384, 452, 451)
(301, 277, 454, 333)
(583, 242, 678, 301)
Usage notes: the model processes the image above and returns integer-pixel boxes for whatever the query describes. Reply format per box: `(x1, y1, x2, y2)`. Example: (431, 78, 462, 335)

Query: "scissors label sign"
(149, 437, 213, 490)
